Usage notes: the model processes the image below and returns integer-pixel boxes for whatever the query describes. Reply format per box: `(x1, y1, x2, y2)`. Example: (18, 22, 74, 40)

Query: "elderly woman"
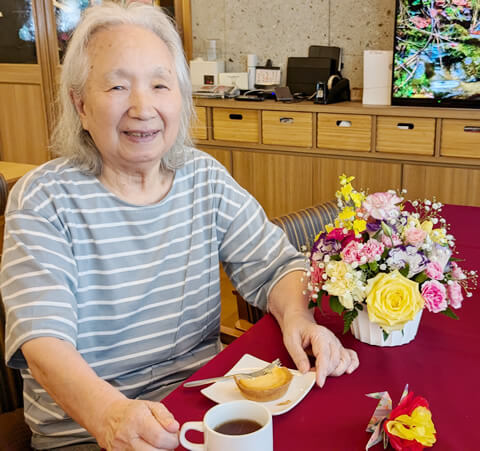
(1, 2, 358, 450)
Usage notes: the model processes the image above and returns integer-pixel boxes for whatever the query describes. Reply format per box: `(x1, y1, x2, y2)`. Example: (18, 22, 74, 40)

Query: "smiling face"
(73, 24, 182, 176)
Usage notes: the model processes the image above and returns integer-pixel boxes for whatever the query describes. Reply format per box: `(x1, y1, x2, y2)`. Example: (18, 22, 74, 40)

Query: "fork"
(183, 358, 281, 387)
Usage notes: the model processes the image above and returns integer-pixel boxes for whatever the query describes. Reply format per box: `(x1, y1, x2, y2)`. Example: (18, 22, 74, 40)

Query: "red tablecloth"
(164, 204, 480, 450)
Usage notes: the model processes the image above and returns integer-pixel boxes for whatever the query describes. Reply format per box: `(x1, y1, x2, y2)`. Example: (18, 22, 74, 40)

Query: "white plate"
(201, 354, 316, 416)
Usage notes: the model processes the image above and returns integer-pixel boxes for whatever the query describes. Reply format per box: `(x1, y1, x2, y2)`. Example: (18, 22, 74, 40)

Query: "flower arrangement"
(304, 174, 478, 338)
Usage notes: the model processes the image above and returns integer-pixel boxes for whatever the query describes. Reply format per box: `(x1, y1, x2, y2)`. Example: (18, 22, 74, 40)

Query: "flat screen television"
(392, 0, 480, 108)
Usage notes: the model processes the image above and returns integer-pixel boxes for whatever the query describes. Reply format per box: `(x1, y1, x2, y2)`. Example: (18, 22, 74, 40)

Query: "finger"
(345, 349, 359, 374)
(130, 437, 176, 451)
(137, 407, 179, 450)
(283, 334, 311, 374)
(327, 340, 341, 374)
(329, 348, 350, 377)
(311, 334, 331, 388)
(149, 402, 180, 433)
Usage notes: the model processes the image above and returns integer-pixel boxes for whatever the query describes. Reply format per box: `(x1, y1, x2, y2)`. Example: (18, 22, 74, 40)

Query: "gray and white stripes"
(1, 149, 305, 449)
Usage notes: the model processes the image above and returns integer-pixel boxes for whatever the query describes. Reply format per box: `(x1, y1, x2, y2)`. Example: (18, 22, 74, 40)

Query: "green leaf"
(440, 306, 459, 320)
(382, 329, 390, 341)
(399, 264, 409, 278)
(343, 308, 359, 334)
(413, 271, 428, 284)
(369, 261, 379, 273)
(308, 300, 317, 309)
(329, 296, 344, 314)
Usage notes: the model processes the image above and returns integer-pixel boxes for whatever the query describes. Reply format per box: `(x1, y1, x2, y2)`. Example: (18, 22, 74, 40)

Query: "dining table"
(163, 204, 480, 450)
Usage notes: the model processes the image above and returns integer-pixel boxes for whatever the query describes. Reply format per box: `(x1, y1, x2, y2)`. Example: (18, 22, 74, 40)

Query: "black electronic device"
(392, 0, 480, 108)
(274, 86, 293, 101)
(308, 45, 343, 73)
(314, 77, 351, 105)
(234, 94, 265, 102)
(286, 56, 336, 96)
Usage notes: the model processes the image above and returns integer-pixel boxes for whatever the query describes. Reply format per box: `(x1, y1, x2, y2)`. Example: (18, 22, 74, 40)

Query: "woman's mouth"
(124, 130, 159, 138)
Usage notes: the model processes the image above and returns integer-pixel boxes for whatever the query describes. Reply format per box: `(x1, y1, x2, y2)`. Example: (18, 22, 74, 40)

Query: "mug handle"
(179, 421, 205, 450)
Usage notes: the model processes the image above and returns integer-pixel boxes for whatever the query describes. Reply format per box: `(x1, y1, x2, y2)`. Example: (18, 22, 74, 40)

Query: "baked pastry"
(234, 366, 293, 402)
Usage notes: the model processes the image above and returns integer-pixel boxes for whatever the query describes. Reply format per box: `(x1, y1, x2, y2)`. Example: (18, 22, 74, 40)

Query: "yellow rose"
(365, 270, 424, 333)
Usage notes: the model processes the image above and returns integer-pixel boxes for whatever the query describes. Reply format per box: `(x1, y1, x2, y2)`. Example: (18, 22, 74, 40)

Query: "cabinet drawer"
(191, 106, 207, 140)
(441, 119, 480, 159)
(212, 108, 259, 143)
(317, 113, 371, 151)
(376, 116, 435, 155)
(262, 111, 313, 147)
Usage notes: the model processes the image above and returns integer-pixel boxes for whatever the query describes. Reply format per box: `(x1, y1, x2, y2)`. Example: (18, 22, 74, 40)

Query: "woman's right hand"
(100, 399, 179, 450)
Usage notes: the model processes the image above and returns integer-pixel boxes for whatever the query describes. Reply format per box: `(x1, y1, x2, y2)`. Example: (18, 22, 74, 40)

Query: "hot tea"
(214, 419, 262, 435)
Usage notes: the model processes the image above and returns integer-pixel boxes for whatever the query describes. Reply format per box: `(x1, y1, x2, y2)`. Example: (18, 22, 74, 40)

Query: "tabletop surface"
(164, 204, 480, 450)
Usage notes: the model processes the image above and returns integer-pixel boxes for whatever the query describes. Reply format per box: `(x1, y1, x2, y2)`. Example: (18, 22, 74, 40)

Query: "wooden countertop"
(193, 98, 480, 120)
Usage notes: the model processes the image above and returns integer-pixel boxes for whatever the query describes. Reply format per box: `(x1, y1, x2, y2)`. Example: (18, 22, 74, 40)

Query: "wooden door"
(0, 0, 53, 164)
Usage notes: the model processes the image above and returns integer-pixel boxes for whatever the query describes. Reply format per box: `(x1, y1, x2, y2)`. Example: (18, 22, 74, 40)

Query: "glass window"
(0, 0, 37, 64)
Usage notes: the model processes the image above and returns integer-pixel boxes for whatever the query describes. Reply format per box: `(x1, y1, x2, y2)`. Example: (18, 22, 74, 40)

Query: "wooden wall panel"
(403, 165, 480, 207)
(312, 158, 402, 204)
(0, 82, 49, 164)
(232, 150, 313, 218)
(198, 147, 233, 174)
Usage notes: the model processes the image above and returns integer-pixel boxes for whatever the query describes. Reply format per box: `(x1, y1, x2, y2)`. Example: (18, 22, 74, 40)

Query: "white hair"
(51, 1, 193, 174)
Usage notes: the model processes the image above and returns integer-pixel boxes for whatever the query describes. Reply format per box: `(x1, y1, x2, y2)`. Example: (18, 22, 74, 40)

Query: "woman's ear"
(70, 89, 88, 130)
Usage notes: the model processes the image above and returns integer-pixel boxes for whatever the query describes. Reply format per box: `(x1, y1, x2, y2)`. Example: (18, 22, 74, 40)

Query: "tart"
(234, 366, 293, 402)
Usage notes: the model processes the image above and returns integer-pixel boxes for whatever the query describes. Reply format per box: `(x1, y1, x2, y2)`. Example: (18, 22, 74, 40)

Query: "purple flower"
(386, 246, 428, 278)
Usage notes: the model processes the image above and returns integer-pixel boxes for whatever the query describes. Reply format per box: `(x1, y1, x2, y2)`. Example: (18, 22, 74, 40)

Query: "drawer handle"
(464, 126, 480, 133)
(229, 113, 243, 120)
(397, 123, 414, 130)
(280, 117, 294, 124)
(336, 120, 351, 127)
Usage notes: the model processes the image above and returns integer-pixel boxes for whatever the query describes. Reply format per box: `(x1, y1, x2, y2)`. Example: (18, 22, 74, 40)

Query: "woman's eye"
(110, 86, 124, 91)
(154, 84, 168, 90)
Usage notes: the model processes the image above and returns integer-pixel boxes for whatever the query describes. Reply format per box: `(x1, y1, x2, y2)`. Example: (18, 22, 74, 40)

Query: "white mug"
(179, 400, 273, 451)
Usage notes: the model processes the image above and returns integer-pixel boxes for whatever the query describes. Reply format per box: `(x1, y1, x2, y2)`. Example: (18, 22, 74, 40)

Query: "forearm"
(22, 337, 126, 443)
(267, 270, 312, 330)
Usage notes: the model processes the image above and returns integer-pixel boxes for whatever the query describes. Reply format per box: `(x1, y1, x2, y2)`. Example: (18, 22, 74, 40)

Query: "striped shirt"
(1, 148, 305, 449)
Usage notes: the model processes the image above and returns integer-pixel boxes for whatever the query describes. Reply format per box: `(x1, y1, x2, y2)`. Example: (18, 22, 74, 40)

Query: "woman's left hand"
(280, 311, 359, 387)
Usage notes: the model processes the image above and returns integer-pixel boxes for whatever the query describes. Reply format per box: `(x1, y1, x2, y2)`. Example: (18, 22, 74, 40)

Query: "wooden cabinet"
(212, 108, 259, 143)
(262, 111, 313, 148)
(376, 116, 435, 156)
(193, 98, 480, 213)
(317, 113, 371, 152)
(440, 119, 480, 159)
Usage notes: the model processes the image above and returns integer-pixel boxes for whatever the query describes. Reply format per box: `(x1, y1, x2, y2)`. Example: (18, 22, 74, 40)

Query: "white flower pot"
(350, 308, 423, 347)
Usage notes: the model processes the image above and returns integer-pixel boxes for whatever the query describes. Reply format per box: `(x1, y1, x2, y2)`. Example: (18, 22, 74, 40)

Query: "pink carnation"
(360, 239, 385, 263)
(447, 282, 464, 309)
(421, 280, 447, 313)
(363, 192, 402, 221)
(405, 227, 427, 247)
(381, 232, 402, 248)
(425, 261, 444, 280)
(341, 240, 362, 265)
(450, 261, 465, 280)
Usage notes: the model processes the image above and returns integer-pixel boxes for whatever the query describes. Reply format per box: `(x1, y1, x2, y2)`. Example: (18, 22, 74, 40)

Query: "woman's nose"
(128, 89, 156, 119)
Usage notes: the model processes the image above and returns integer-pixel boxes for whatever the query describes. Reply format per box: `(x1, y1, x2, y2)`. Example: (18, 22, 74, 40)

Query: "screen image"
(392, 0, 480, 108)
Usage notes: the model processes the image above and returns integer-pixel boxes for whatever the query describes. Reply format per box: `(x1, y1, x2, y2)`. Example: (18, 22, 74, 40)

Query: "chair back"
(236, 201, 340, 325)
